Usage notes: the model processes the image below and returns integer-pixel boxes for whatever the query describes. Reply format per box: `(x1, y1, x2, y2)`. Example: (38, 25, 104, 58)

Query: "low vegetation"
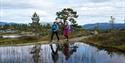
(0, 29, 86, 46)
(82, 29, 125, 53)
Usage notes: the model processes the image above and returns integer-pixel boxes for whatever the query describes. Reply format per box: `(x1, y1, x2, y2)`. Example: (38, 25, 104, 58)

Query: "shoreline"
(0, 36, 89, 46)
(80, 40, 125, 54)
(0, 35, 125, 54)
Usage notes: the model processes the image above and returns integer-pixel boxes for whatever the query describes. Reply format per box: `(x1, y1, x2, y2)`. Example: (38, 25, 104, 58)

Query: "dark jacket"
(51, 23, 58, 32)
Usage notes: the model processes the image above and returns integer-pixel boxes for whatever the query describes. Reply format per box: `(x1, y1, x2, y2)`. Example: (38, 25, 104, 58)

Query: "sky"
(0, 0, 125, 25)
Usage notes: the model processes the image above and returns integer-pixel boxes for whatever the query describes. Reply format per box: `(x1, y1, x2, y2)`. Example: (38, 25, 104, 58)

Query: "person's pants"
(64, 31, 69, 40)
(50, 31, 59, 41)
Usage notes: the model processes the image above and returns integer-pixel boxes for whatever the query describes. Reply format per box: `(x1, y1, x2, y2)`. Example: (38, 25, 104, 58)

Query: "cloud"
(1, 0, 55, 9)
(0, 0, 125, 25)
(88, 0, 110, 2)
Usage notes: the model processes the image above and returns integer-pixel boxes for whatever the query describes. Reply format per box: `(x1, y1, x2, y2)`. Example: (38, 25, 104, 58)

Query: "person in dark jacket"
(50, 19, 59, 42)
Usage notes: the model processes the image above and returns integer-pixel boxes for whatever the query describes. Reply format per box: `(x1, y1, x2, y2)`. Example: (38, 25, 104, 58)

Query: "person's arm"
(59, 21, 64, 25)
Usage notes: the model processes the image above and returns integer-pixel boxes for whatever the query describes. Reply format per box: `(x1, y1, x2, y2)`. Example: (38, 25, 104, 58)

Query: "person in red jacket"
(64, 21, 70, 41)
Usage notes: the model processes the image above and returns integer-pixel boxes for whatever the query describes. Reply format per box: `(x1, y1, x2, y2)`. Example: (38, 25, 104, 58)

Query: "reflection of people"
(30, 44, 42, 63)
(50, 43, 59, 63)
(50, 19, 59, 42)
(64, 21, 70, 41)
(63, 42, 78, 60)
(63, 42, 70, 60)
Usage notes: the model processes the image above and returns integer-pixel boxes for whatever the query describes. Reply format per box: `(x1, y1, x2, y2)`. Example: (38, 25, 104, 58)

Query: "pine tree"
(56, 8, 78, 27)
(109, 16, 115, 30)
(31, 12, 41, 36)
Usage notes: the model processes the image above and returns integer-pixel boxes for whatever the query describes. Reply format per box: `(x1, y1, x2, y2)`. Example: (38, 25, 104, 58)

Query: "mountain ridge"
(82, 23, 125, 30)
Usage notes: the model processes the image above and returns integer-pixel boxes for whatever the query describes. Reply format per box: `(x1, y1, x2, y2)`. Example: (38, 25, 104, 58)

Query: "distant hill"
(0, 22, 8, 25)
(0, 21, 52, 26)
(82, 23, 125, 30)
(40, 22, 53, 25)
(0, 22, 16, 25)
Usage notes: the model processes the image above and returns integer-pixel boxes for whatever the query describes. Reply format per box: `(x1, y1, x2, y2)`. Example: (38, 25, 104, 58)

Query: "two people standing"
(50, 18, 70, 42)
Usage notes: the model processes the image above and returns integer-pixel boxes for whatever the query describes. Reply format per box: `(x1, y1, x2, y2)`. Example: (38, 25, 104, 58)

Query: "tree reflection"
(30, 43, 42, 63)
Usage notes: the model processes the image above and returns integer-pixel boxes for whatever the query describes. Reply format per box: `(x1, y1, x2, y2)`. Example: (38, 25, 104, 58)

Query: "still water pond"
(0, 42, 125, 63)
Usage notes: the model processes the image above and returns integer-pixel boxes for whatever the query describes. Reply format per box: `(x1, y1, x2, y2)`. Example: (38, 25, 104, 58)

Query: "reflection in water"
(49, 42, 78, 63)
(50, 43, 59, 63)
(30, 43, 42, 63)
(63, 42, 78, 60)
(0, 42, 125, 63)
